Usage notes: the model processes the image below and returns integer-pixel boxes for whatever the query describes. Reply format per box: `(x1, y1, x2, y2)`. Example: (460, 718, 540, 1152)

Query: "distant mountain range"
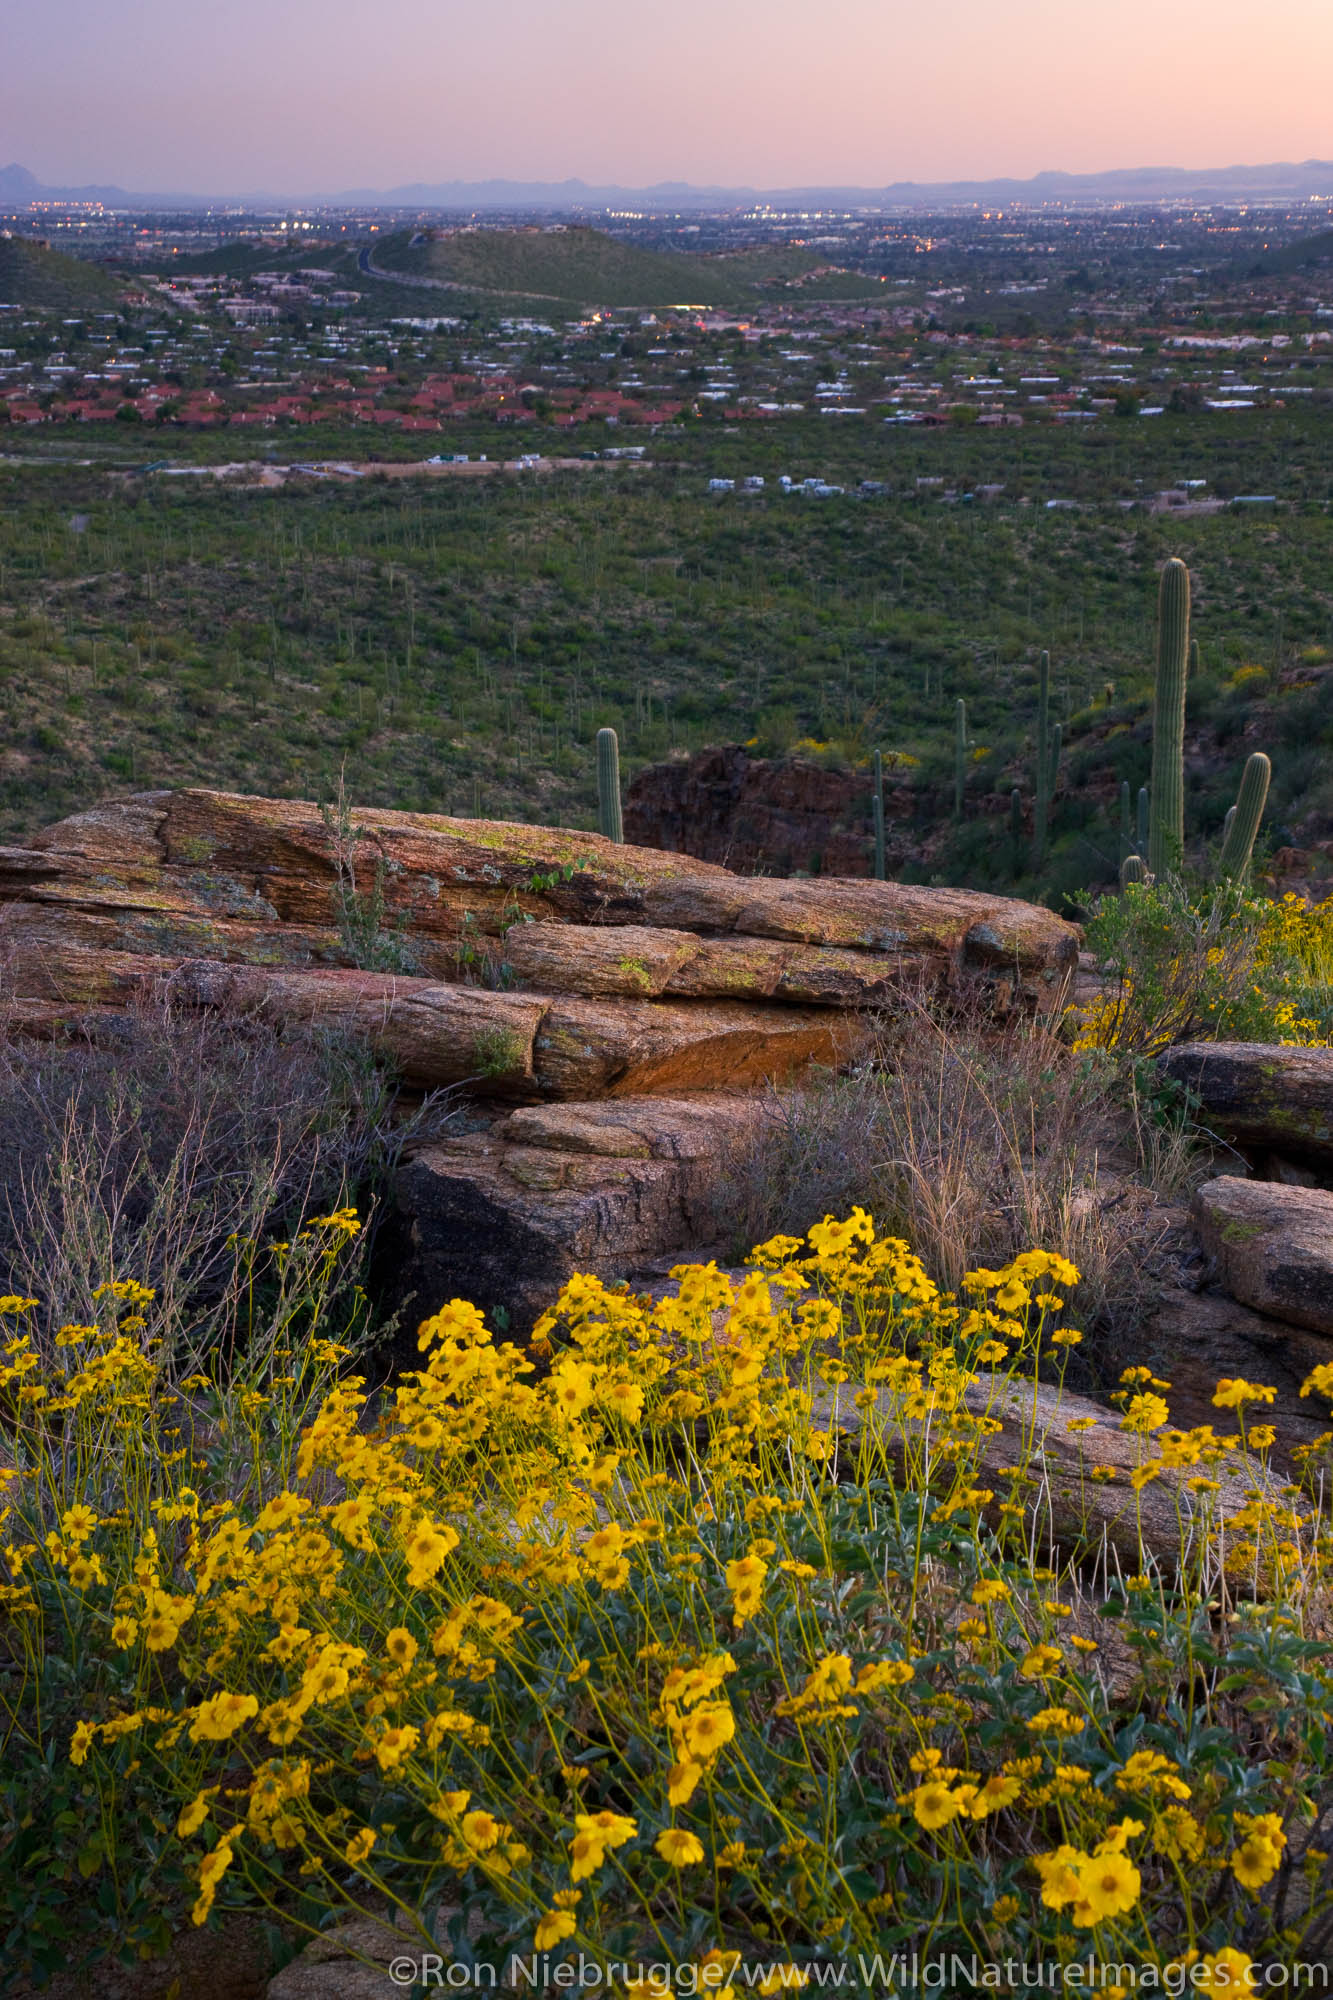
(6, 157, 1333, 212)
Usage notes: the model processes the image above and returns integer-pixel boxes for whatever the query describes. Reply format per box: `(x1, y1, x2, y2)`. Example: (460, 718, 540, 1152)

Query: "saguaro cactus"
(597, 727, 623, 843)
(872, 749, 886, 880)
(953, 699, 967, 820)
(1148, 558, 1190, 878)
(1218, 751, 1271, 882)
(1120, 854, 1147, 888)
(1136, 785, 1149, 858)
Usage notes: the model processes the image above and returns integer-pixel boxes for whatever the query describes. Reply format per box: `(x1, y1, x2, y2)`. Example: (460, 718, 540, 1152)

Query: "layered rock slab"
(0, 790, 1079, 1011)
(1159, 1042, 1333, 1172)
(1193, 1175, 1333, 1338)
(4, 956, 866, 1100)
(380, 1094, 764, 1343)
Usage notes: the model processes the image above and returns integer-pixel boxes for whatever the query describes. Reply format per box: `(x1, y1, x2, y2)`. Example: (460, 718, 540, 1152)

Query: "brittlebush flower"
(373, 1725, 419, 1771)
(189, 1693, 259, 1743)
(1212, 1377, 1276, 1410)
(402, 1519, 459, 1587)
(191, 1836, 236, 1927)
(971, 1579, 1010, 1606)
(667, 1761, 703, 1806)
(534, 1910, 578, 1949)
(969, 1773, 1021, 1817)
(1197, 1949, 1255, 1992)
(177, 1790, 216, 1838)
(385, 1626, 419, 1669)
(682, 1703, 735, 1760)
(461, 1809, 503, 1851)
(569, 1810, 637, 1882)
(1230, 1812, 1285, 1889)
(655, 1828, 705, 1867)
(724, 1552, 767, 1628)
(1073, 1849, 1140, 1924)
(911, 1781, 962, 1831)
(855, 1659, 914, 1693)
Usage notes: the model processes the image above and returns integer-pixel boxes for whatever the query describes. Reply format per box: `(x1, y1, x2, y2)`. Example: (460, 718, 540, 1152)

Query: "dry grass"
(715, 998, 1201, 1369)
(0, 993, 428, 1372)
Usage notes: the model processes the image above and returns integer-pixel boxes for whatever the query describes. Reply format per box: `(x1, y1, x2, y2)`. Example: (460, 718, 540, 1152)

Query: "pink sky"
(5, 0, 1332, 192)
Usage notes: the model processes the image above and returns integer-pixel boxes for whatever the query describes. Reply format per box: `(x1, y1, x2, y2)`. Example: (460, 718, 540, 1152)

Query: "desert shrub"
(2, 1211, 1329, 1983)
(711, 1009, 1197, 1345)
(0, 994, 405, 1367)
(1079, 880, 1333, 1053)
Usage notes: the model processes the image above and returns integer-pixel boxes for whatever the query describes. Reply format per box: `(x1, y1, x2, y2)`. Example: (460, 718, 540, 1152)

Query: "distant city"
(2, 177, 1331, 452)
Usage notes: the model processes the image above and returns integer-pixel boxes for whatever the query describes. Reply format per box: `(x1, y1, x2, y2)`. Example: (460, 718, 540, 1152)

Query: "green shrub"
(1078, 879, 1333, 1052)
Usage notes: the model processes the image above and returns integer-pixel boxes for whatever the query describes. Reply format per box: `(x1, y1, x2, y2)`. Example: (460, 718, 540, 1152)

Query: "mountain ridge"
(6, 157, 1333, 211)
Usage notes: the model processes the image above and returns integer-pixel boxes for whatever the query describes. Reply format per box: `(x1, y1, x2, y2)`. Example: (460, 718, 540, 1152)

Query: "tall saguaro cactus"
(872, 749, 886, 880)
(953, 699, 967, 820)
(1218, 751, 1271, 882)
(1148, 558, 1191, 878)
(597, 727, 623, 844)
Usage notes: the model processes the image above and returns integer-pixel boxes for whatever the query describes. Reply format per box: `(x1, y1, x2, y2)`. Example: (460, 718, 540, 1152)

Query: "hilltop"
(0, 237, 126, 309)
(365, 225, 887, 309)
(1243, 225, 1333, 275)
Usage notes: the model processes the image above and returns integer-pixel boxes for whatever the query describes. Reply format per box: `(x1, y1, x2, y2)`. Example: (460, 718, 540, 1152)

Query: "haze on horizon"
(5, 0, 1332, 196)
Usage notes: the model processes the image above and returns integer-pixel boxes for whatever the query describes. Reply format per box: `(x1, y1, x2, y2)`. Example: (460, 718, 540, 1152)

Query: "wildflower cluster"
(1077, 879, 1333, 1052)
(1, 1209, 1330, 1978)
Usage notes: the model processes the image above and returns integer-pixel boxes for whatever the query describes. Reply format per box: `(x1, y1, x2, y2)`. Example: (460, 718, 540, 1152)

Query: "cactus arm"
(1217, 752, 1271, 882)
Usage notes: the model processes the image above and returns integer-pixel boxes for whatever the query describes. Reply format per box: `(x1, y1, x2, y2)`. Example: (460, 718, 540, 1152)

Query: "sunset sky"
(5, 0, 1332, 194)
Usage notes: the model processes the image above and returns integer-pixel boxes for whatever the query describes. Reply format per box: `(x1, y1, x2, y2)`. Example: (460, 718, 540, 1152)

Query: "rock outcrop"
(1159, 1042, 1333, 1174)
(1193, 1176, 1333, 1338)
(826, 1366, 1315, 1582)
(0, 790, 1077, 1020)
(381, 1094, 765, 1346)
(155, 962, 865, 1099)
(0, 788, 1078, 1334)
(1142, 1284, 1332, 1461)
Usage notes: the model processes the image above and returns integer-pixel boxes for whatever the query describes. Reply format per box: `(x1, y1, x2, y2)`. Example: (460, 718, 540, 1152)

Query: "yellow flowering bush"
(2, 1207, 1332, 1980)
(1078, 880, 1333, 1052)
